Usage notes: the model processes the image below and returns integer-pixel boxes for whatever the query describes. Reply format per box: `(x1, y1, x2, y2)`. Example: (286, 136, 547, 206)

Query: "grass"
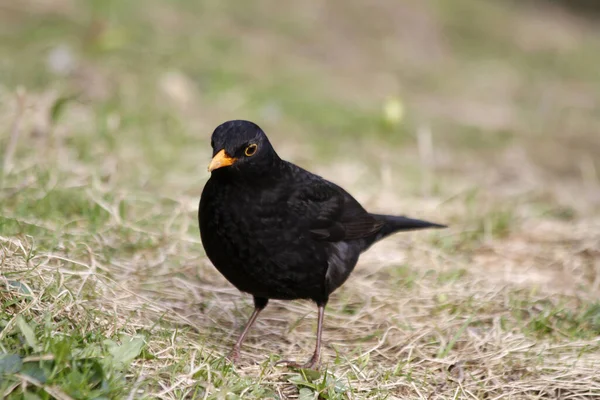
(1, 0, 600, 398)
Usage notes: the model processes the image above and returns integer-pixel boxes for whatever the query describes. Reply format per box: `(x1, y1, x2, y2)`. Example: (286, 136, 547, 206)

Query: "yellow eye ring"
(245, 143, 258, 157)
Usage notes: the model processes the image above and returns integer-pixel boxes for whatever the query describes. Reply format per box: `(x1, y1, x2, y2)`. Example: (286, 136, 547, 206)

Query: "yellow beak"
(208, 149, 237, 172)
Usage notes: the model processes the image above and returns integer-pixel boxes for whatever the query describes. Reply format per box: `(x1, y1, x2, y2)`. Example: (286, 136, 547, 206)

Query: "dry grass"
(2, 134, 599, 398)
(2, 0, 600, 399)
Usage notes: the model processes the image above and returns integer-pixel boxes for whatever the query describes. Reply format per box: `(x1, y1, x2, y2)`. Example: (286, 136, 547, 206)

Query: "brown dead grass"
(3, 205, 600, 398)
(2, 134, 600, 397)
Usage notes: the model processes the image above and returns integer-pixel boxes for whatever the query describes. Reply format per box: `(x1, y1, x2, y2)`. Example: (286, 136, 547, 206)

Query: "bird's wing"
(287, 172, 384, 242)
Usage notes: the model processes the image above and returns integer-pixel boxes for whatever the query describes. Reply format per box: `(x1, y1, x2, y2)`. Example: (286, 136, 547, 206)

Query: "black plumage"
(199, 120, 445, 368)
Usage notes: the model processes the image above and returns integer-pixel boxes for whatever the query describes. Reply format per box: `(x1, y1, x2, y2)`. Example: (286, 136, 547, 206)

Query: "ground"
(1, 0, 600, 399)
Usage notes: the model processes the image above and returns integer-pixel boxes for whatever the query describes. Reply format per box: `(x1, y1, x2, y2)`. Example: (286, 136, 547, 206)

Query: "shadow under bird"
(199, 120, 446, 369)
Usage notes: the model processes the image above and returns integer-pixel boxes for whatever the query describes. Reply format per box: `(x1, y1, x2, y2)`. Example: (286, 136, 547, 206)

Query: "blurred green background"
(2, 0, 599, 176)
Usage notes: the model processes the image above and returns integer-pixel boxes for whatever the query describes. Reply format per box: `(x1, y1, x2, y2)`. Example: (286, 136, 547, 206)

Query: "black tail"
(371, 213, 446, 242)
(379, 214, 446, 231)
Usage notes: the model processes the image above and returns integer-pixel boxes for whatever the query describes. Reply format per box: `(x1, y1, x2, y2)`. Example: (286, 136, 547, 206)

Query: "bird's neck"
(213, 157, 286, 188)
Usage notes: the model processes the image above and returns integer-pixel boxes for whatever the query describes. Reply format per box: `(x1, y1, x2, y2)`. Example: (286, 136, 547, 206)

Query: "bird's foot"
(275, 355, 319, 370)
(227, 347, 240, 365)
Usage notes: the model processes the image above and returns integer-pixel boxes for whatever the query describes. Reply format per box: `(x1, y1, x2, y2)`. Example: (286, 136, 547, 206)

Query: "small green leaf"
(108, 336, 145, 366)
(298, 388, 316, 400)
(6, 280, 32, 296)
(288, 373, 318, 391)
(118, 199, 127, 220)
(0, 353, 23, 374)
(51, 338, 72, 365)
(23, 393, 42, 400)
(21, 362, 48, 383)
(288, 373, 307, 385)
(75, 358, 105, 387)
(16, 316, 40, 351)
(300, 368, 321, 381)
(50, 94, 77, 124)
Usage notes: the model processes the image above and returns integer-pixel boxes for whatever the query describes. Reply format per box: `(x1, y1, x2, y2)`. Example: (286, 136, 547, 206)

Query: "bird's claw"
(227, 348, 240, 365)
(275, 357, 319, 370)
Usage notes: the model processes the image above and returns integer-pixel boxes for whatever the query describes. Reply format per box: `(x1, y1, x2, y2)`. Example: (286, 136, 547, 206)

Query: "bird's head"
(207, 120, 280, 176)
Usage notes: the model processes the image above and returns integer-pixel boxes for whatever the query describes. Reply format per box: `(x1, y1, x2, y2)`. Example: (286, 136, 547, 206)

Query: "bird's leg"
(304, 304, 325, 368)
(229, 297, 268, 364)
(277, 304, 325, 369)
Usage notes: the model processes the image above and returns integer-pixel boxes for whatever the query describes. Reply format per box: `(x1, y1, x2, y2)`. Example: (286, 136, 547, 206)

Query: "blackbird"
(199, 120, 445, 369)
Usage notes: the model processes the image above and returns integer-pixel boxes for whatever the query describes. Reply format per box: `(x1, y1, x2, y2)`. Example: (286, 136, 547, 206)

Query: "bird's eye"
(244, 143, 258, 157)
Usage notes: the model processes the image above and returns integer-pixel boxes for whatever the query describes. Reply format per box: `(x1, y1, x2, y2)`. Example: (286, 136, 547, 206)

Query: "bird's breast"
(199, 180, 329, 300)
(201, 182, 305, 259)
